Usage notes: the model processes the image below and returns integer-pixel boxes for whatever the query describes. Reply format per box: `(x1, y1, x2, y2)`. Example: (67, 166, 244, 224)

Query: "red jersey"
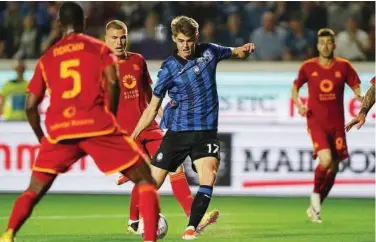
(294, 57, 361, 128)
(371, 77, 375, 86)
(116, 52, 159, 133)
(27, 33, 118, 143)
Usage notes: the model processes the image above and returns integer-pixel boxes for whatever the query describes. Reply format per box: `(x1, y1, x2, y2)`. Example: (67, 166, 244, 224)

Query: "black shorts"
(151, 130, 220, 172)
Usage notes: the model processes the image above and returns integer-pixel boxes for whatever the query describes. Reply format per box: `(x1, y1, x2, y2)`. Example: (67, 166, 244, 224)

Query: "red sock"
(313, 164, 327, 194)
(139, 184, 160, 242)
(170, 172, 193, 217)
(320, 171, 337, 203)
(129, 185, 140, 221)
(7, 191, 38, 233)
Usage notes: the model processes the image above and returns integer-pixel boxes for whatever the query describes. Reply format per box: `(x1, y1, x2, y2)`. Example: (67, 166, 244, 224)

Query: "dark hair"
(58, 2, 84, 27)
(171, 16, 199, 37)
(317, 28, 336, 42)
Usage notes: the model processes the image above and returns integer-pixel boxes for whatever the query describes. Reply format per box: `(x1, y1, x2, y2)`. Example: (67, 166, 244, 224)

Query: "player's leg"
(145, 133, 193, 217)
(307, 127, 332, 223)
(1, 139, 82, 241)
(320, 132, 349, 204)
(182, 132, 221, 239)
(0, 172, 56, 242)
(81, 134, 160, 242)
(169, 165, 193, 217)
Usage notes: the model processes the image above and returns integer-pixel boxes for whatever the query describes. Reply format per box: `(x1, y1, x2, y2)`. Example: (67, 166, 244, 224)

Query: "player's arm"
(291, 64, 308, 116)
(345, 84, 375, 131)
(104, 64, 120, 115)
(345, 62, 362, 101)
(145, 84, 164, 118)
(131, 95, 163, 140)
(26, 93, 45, 142)
(26, 61, 46, 143)
(230, 43, 256, 60)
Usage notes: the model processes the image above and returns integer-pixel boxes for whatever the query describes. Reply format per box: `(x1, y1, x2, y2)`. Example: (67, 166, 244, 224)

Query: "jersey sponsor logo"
(63, 106, 76, 118)
(319, 79, 333, 93)
(122, 74, 137, 89)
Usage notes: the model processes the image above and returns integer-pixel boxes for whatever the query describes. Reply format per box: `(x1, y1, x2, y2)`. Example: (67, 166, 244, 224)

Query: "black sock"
(188, 185, 213, 229)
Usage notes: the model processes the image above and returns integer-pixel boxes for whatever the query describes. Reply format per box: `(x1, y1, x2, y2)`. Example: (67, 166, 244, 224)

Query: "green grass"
(0, 194, 374, 242)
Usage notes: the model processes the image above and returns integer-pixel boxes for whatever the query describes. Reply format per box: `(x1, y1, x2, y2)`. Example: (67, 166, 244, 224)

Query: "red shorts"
(308, 126, 349, 161)
(33, 133, 144, 175)
(138, 129, 163, 158)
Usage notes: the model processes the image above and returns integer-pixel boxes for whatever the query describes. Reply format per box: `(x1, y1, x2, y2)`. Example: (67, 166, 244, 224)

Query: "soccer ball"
(139, 213, 168, 239)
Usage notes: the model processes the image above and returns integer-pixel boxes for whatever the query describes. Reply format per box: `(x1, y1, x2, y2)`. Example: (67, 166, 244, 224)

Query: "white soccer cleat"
(308, 193, 322, 223)
(181, 226, 196, 240)
(126, 220, 140, 235)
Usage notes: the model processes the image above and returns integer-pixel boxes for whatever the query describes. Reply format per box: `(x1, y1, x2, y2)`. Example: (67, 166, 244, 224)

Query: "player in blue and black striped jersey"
(130, 15, 256, 240)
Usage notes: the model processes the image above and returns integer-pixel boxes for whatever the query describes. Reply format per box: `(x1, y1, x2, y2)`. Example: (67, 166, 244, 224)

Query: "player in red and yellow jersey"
(346, 77, 375, 131)
(0, 3, 159, 242)
(104, 20, 194, 234)
(291, 28, 362, 223)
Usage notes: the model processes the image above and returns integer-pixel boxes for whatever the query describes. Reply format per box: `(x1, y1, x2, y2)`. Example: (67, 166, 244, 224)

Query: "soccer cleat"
(196, 210, 220, 234)
(126, 221, 140, 235)
(308, 193, 322, 223)
(0, 230, 14, 242)
(182, 226, 196, 240)
(116, 175, 130, 185)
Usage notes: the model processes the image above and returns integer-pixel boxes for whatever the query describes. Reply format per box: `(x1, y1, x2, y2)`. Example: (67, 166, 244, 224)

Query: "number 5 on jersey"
(60, 59, 81, 99)
(207, 143, 219, 154)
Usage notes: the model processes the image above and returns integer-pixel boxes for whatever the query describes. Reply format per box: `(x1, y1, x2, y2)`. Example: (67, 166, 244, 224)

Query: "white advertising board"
(0, 123, 374, 197)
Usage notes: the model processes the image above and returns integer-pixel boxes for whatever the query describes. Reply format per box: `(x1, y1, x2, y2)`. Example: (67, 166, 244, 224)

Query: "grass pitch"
(0, 194, 374, 242)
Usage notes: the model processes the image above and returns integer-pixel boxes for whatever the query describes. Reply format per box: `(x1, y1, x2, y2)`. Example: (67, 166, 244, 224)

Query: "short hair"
(106, 20, 128, 33)
(317, 28, 336, 42)
(58, 2, 84, 27)
(171, 16, 199, 37)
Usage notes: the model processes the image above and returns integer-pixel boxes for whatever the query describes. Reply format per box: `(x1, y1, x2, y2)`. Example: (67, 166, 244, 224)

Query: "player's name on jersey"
(50, 118, 95, 131)
(53, 42, 85, 57)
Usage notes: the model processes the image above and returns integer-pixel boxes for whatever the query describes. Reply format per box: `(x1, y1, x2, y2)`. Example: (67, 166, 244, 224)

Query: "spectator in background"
(0, 59, 28, 121)
(199, 20, 217, 43)
(251, 11, 286, 60)
(0, 2, 23, 58)
(40, 19, 61, 54)
(301, 2, 328, 33)
(242, 1, 268, 31)
(283, 12, 315, 61)
(129, 11, 168, 59)
(327, 2, 358, 33)
(366, 15, 375, 61)
(13, 13, 38, 59)
(335, 15, 370, 61)
(218, 11, 249, 47)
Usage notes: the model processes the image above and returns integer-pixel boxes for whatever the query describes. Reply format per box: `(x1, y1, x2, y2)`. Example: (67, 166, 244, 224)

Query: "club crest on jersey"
(156, 152, 163, 161)
(122, 74, 137, 89)
(133, 64, 140, 71)
(193, 66, 200, 74)
(335, 71, 342, 78)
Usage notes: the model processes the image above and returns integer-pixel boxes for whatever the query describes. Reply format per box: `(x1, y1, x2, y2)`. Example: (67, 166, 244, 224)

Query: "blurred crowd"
(0, 1, 374, 61)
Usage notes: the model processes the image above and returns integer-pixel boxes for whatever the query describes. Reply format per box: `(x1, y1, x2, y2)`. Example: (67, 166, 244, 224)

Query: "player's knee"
(196, 158, 219, 186)
(152, 166, 168, 189)
(28, 171, 56, 195)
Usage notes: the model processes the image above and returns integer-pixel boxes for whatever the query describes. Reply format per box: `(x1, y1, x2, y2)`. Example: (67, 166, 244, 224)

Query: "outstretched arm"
(131, 95, 163, 140)
(231, 43, 256, 60)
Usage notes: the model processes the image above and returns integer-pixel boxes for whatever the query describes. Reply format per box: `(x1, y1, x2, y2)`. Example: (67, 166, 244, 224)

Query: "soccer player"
(104, 20, 194, 233)
(129, 16, 256, 240)
(291, 28, 362, 223)
(0, 3, 159, 242)
(345, 77, 375, 131)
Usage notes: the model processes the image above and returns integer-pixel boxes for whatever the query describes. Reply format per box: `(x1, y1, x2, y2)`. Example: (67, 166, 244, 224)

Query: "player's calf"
(185, 157, 219, 233)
